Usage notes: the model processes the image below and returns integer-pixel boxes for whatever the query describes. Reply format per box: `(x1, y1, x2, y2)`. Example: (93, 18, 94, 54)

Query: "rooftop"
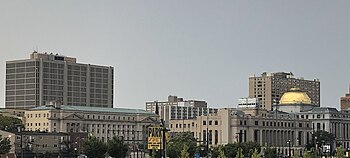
(30, 105, 156, 115)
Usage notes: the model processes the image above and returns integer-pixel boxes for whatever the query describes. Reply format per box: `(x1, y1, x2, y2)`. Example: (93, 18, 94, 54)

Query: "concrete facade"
(249, 72, 320, 111)
(145, 95, 217, 127)
(6, 51, 114, 109)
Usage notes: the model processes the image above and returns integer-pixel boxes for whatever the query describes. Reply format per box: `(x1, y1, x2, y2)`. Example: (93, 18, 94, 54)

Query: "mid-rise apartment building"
(24, 102, 159, 143)
(6, 51, 114, 109)
(145, 95, 217, 127)
(249, 72, 320, 110)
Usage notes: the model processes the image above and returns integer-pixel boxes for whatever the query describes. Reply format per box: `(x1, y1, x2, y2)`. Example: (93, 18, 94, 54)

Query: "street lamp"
(287, 139, 291, 158)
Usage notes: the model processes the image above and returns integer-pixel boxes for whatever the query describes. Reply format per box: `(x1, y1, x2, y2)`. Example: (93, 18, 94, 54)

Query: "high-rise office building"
(249, 72, 320, 111)
(6, 51, 114, 109)
(340, 85, 350, 110)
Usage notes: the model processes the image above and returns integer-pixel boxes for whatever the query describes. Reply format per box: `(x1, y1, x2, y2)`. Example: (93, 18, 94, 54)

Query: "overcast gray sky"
(1, 1, 350, 109)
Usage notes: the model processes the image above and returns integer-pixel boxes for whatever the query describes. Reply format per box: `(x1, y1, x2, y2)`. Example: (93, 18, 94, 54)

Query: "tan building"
(0, 130, 70, 157)
(6, 51, 114, 109)
(341, 85, 350, 110)
(169, 108, 312, 156)
(0, 108, 26, 120)
(24, 103, 159, 143)
(249, 72, 320, 111)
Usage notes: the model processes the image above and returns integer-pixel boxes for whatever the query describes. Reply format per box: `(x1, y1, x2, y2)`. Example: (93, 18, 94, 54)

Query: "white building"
(146, 95, 217, 127)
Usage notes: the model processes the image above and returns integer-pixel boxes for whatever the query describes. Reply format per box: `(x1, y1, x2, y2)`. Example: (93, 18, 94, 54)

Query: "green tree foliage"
(251, 148, 260, 158)
(222, 142, 261, 157)
(216, 146, 227, 158)
(292, 154, 299, 158)
(235, 148, 244, 158)
(180, 144, 190, 158)
(263, 147, 277, 158)
(60, 140, 75, 157)
(0, 135, 11, 155)
(166, 132, 196, 158)
(211, 146, 220, 158)
(0, 115, 22, 131)
(303, 149, 311, 158)
(336, 145, 344, 158)
(107, 136, 129, 158)
(306, 130, 335, 150)
(83, 137, 107, 158)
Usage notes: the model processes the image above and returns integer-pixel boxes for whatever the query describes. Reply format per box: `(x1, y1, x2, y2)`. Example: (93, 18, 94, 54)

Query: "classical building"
(249, 72, 320, 111)
(24, 102, 159, 143)
(0, 130, 70, 157)
(340, 85, 350, 110)
(275, 88, 350, 150)
(273, 88, 317, 113)
(6, 51, 114, 109)
(169, 108, 312, 156)
(145, 95, 217, 127)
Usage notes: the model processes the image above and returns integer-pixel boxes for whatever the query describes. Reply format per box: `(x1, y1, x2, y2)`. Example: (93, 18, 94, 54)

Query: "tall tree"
(0, 115, 22, 131)
(180, 144, 190, 158)
(251, 148, 260, 158)
(166, 132, 196, 158)
(0, 135, 11, 155)
(218, 147, 227, 158)
(306, 130, 335, 150)
(235, 148, 244, 158)
(222, 142, 261, 157)
(264, 147, 277, 158)
(336, 146, 344, 158)
(83, 137, 107, 158)
(107, 136, 129, 158)
(303, 150, 311, 158)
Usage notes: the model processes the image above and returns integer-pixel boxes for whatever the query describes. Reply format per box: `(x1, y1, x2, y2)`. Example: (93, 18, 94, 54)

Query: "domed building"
(274, 88, 317, 113)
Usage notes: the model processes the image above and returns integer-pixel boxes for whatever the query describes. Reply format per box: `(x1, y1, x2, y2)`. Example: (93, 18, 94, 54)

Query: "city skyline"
(1, 1, 350, 109)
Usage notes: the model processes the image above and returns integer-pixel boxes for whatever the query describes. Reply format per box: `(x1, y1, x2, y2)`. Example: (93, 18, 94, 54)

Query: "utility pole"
(161, 119, 167, 158)
(206, 108, 209, 158)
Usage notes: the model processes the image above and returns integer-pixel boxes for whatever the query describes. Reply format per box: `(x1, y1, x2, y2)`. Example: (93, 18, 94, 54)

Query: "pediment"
(139, 116, 158, 123)
(63, 113, 84, 120)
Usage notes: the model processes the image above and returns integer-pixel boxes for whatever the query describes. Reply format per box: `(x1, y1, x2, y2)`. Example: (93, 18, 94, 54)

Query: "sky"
(0, 1, 350, 109)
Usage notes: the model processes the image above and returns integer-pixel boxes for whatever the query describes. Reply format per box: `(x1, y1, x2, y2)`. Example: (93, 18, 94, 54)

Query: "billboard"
(148, 126, 162, 150)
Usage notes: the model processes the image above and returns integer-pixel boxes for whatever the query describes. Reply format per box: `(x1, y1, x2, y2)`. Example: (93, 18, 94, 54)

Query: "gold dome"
(279, 88, 312, 105)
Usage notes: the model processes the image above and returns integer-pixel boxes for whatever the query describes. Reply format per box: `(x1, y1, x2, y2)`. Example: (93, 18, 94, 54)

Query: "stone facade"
(169, 108, 312, 156)
(24, 105, 159, 143)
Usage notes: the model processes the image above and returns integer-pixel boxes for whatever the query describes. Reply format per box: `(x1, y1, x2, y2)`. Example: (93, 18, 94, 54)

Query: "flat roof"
(30, 105, 157, 115)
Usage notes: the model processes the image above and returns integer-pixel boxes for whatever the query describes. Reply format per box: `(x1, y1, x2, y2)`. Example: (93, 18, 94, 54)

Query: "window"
(214, 121, 218, 125)
(209, 121, 212, 125)
(255, 121, 258, 125)
(203, 121, 206, 125)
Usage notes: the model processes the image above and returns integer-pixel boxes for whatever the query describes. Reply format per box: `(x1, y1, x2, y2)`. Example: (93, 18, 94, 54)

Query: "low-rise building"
(0, 130, 70, 157)
(24, 102, 159, 143)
